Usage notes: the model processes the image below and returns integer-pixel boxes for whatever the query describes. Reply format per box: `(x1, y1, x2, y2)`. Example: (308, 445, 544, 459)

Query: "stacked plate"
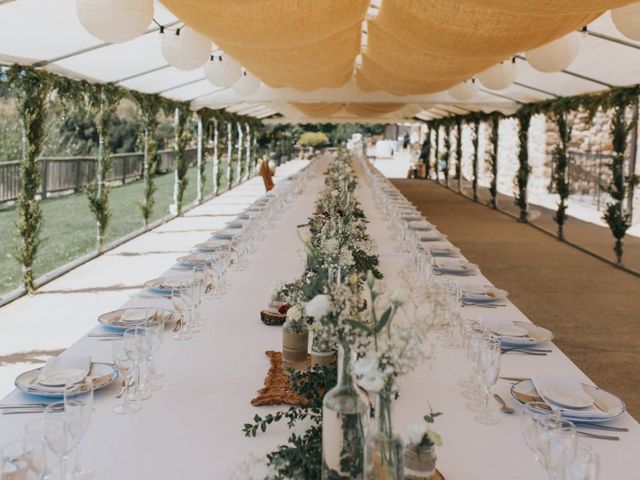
(463, 286, 508, 303)
(434, 259, 477, 275)
(177, 252, 209, 266)
(511, 377, 626, 424)
(196, 239, 227, 252)
(15, 363, 117, 398)
(489, 320, 553, 347)
(420, 232, 447, 242)
(98, 307, 174, 330)
(144, 276, 185, 293)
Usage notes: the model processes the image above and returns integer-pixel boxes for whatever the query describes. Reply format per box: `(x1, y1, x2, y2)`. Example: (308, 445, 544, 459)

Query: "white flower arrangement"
(406, 422, 442, 448)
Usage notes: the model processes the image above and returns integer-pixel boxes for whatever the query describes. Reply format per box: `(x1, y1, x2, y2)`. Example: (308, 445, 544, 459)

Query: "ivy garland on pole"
(7, 66, 51, 293)
(550, 109, 571, 240)
(455, 118, 463, 193)
(487, 114, 500, 209)
(226, 122, 234, 189)
(212, 118, 220, 195)
(514, 109, 533, 222)
(603, 91, 639, 264)
(85, 83, 124, 251)
(471, 120, 480, 201)
(165, 102, 192, 216)
(419, 126, 431, 179)
(131, 92, 161, 228)
(433, 124, 440, 183)
(442, 123, 451, 187)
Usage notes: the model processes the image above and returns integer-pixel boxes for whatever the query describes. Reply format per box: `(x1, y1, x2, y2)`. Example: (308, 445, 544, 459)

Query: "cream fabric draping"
(291, 103, 345, 118)
(291, 103, 405, 118)
(360, 0, 625, 94)
(160, 0, 369, 91)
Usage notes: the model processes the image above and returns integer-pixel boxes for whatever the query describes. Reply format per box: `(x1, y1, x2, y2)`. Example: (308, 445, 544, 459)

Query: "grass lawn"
(0, 163, 228, 297)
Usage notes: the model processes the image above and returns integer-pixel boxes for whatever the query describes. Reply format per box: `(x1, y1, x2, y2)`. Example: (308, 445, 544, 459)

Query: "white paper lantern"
(448, 79, 478, 100)
(611, 3, 640, 41)
(76, 0, 153, 43)
(525, 32, 581, 73)
(161, 26, 211, 71)
(233, 71, 261, 96)
(478, 61, 517, 90)
(203, 55, 243, 88)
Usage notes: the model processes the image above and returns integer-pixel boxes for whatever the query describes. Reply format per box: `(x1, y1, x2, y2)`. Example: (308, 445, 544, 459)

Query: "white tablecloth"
(1, 155, 638, 479)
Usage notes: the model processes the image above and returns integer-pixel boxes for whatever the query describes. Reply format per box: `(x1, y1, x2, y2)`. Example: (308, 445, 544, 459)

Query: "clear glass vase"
(322, 341, 368, 480)
(364, 389, 404, 480)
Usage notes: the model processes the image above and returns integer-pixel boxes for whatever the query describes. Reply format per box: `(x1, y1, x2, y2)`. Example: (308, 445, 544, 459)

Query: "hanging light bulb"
(203, 55, 243, 88)
(611, 2, 640, 41)
(478, 60, 517, 90)
(76, 0, 153, 43)
(525, 32, 581, 73)
(232, 70, 261, 96)
(448, 78, 478, 100)
(161, 26, 211, 71)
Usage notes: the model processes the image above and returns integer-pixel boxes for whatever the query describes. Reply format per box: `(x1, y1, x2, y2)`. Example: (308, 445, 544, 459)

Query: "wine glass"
(145, 308, 167, 382)
(1, 438, 46, 479)
(474, 335, 502, 425)
(463, 329, 486, 406)
(123, 327, 152, 400)
(64, 379, 94, 479)
(522, 402, 561, 467)
(171, 284, 192, 341)
(142, 320, 164, 390)
(544, 420, 577, 479)
(112, 339, 141, 415)
(41, 406, 72, 480)
(564, 441, 599, 480)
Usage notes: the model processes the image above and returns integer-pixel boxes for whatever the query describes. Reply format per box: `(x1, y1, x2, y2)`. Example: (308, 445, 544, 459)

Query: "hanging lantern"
(76, 0, 153, 43)
(525, 32, 581, 73)
(161, 26, 211, 71)
(203, 55, 243, 88)
(233, 70, 261, 96)
(478, 61, 517, 90)
(448, 78, 478, 100)
(611, 3, 640, 41)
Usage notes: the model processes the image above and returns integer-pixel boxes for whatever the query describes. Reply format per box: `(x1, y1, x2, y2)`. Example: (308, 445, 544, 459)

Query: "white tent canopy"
(1, 0, 639, 123)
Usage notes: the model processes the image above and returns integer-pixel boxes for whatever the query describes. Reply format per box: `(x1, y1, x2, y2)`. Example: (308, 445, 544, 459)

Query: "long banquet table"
(1, 153, 639, 479)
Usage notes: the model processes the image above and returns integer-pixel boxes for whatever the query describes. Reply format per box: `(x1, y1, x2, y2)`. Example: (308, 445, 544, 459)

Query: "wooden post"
(75, 157, 82, 192)
(40, 159, 48, 199)
(627, 100, 638, 224)
(196, 116, 203, 203)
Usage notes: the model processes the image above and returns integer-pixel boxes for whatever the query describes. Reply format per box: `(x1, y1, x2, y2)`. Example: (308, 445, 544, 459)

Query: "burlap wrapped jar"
(404, 443, 437, 480)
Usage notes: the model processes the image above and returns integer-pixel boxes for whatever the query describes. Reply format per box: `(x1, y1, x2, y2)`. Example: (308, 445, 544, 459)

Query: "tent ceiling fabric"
(159, 0, 369, 90)
(0, 0, 639, 123)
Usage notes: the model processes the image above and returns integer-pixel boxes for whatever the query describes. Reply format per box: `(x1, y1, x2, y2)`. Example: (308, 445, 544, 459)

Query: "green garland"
(164, 102, 191, 215)
(85, 84, 124, 251)
(603, 93, 639, 264)
(487, 114, 499, 209)
(442, 123, 451, 186)
(419, 127, 431, 178)
(131, 92, 161, 227)
(514, 110, 533, 222)
(471, 120, 480, 201)
(455, 119, 463, 193)
(7, 66, 51, 292)
(433, 125, 440, 183)
(550, 110, 571, 240)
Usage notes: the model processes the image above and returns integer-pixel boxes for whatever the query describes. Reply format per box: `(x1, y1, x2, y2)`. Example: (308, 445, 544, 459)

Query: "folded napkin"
(37, 356, 90, 387)
(532, 375, 610, 419)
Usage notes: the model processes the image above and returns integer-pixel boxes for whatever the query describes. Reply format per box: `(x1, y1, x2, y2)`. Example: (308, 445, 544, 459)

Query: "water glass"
(564, 442, 599, 480)
(112, 340, 141, 415)
(123, 327, 152, 400)
(64, 380, 94, 479)
(473, 336, 502, 425)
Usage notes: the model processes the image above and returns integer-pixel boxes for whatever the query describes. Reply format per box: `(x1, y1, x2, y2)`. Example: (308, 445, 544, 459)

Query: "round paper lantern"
(448, 79, 478, 100)
(525, 32, 581, 73)
(611, 3, 640, 41)
(161, 26, 211, 71)
(76, 0, 153, 43)
(478, 61, 517, 90)
(233, 71, 261, 96)
(203, 55, 242, 88)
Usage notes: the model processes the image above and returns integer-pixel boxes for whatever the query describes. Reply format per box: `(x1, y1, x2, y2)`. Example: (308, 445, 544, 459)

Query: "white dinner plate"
(540, 385, 594, 409)
(144, 276, 185, 293)
(510, 380, 626, 423)
(196, 240, 227, 252)
(434, 260, 477, 274)
(16, 363, 118, 398)
(499, 321, 554, 347)
(489, 322, 528, 337)
(98, 307, 174, 330)
(177, 253, 209, 266)
(463, 286, 509, 302)
(420, 232, 447, 242)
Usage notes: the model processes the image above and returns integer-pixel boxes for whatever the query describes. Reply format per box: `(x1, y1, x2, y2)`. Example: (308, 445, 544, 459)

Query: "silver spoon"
(493, 393, 515, 414)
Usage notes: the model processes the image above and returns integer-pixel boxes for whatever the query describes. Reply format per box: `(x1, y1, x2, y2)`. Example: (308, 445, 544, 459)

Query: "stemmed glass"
(1, 438, 46, 479)
(64, 379, 94, 479)
(543, 420, 577, 479)
(40, 404, 73, 480)
(145, 308, 167, 382)
(171, 283, 192, 341)
(564, 442, 599, 479)
(123, 327, 152, 400)
(463, 329, 486, 405)
(522, 402, 561, 467)
(112, 339, 141, 414)
(143, 320, 165, 390)
(473, 335, 502, 424)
